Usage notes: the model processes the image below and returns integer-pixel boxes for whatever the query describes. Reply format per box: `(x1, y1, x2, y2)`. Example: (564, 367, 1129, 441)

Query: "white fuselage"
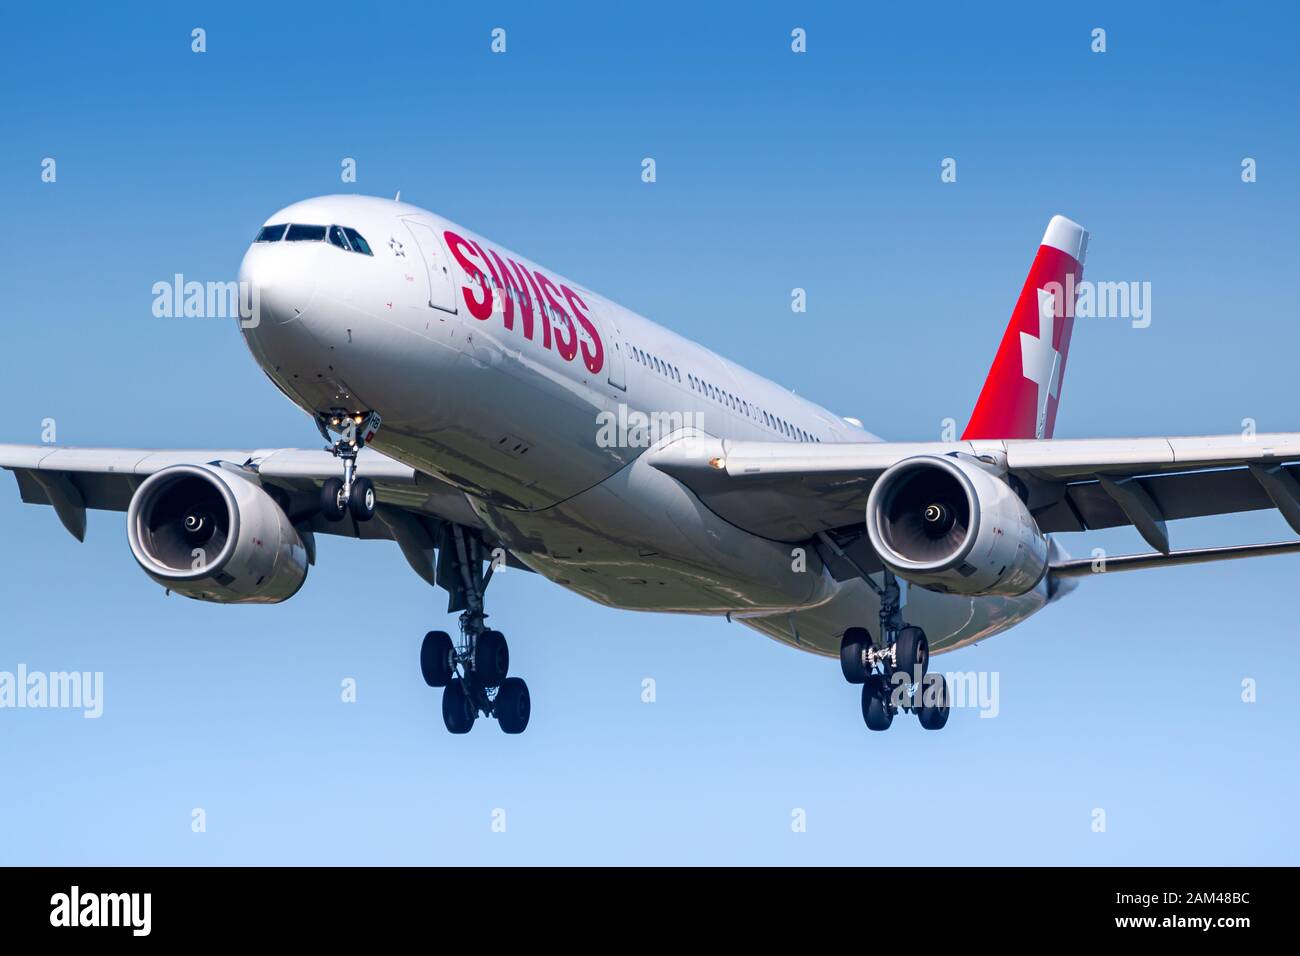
(238, 195, 1051, 658)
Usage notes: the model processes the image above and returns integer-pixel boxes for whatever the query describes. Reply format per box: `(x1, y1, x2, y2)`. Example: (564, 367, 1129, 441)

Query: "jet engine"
(126, 464, 309, 604)
(865, 455, 1048, 596)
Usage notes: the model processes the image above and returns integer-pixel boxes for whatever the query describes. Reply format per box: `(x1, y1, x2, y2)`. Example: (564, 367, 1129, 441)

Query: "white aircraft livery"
(7, 195, 1300, 735)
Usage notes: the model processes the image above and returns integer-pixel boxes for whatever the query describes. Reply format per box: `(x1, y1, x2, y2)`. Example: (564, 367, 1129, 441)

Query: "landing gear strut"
(316, 408, 381, 523)
(817, 532, 950, 734)
(420, 523, 531, 734)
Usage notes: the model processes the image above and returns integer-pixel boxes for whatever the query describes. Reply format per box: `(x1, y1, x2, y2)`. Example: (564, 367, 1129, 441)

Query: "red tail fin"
(962, 215, 1089, 440)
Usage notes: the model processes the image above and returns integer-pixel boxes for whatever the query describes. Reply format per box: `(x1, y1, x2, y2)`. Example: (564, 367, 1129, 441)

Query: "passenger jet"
(6, 196, 1300, 734)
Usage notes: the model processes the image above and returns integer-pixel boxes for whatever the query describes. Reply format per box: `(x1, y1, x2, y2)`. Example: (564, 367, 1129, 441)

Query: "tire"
(320, 478, 346, 522)
(349, 477, 376, 522)
(893, 626, 929, 683)
(917, 672, 951, 731)
(420, 630, 455, 688)
(861, 676, 894, 732)
(839, 626, 872, 684)
(442, 678, 476, 734)
(474, 629, 509, 688)
(496, 677, 531, 734)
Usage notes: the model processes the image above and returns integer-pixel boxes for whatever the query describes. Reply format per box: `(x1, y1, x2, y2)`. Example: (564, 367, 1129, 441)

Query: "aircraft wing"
(0, 443, 497, 587)
(648, 432, 1300, 572)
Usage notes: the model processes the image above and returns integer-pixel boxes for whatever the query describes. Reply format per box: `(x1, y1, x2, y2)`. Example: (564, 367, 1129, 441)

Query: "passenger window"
(255, 224, 287, 242)
(285, 224, 327, 242)
(343, 227, 374, 256)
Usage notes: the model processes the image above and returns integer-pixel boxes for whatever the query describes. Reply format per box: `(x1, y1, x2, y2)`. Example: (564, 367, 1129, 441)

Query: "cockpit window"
(328, 225, 353, 252)
(285, 224, 327, 242)
(261, 222, 372, 254)
(342, 227, 373, 256)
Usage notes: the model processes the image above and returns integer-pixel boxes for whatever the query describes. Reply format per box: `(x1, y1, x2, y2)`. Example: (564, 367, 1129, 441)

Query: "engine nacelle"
(865, 455, 1048, 597)
(127, 464, 309, 604)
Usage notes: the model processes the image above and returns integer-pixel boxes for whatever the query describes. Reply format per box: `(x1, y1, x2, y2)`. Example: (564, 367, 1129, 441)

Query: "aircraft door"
(402, 219, 458, 314)
(594, 300, 627, 391)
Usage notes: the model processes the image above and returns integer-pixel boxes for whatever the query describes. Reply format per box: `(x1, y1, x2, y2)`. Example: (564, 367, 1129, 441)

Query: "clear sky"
(1, 1, 1297, 864)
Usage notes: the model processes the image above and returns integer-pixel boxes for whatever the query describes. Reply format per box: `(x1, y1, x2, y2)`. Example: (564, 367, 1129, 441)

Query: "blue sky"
(1, 1, 1297, 864)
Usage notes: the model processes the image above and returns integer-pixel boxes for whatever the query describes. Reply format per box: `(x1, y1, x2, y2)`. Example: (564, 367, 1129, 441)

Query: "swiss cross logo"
(1020, 287, 1061, 439)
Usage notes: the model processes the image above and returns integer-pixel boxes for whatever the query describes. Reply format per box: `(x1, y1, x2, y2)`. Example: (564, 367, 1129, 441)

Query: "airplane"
(7, 195, 1300, 736)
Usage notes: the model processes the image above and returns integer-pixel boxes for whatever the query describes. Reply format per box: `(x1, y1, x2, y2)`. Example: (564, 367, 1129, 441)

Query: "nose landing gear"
(316, 409, 381, 523)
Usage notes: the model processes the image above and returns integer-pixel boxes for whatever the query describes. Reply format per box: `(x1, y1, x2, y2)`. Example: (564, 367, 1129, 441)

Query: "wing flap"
(1051, 539, 1300, 578)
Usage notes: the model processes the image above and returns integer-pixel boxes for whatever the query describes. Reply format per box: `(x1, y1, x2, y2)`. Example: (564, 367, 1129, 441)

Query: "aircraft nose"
(237, 242, 319, 327)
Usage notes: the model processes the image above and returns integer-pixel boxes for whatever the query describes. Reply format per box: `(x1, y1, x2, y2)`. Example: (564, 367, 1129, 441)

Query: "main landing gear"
(838, 568, 951, 733)
(315, 408, 381, 524)
(308, 408, 528, 735)
(420, 523, 531, 735)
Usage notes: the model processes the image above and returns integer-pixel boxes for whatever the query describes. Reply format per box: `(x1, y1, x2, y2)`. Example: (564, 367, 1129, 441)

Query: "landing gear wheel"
(349, 477, 376, 522)
(320, 478, 347, 522)
(442, 678, 476, 734)
(917, 672, 951, 731)
(839, 626, 872, 684)
(496, 677, 531, 734)
(420, 630, 455, 688)
(474, 629, 509, 688)
(893, 626, 929, 683)
(862, 675, 894, 731)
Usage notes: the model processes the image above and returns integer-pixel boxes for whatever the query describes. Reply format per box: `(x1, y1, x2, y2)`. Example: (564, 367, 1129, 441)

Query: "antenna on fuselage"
(395, 190, 401, 201)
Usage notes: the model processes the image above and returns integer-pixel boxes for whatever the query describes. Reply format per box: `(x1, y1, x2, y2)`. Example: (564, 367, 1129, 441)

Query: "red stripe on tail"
(962, 215, 1089, 441)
